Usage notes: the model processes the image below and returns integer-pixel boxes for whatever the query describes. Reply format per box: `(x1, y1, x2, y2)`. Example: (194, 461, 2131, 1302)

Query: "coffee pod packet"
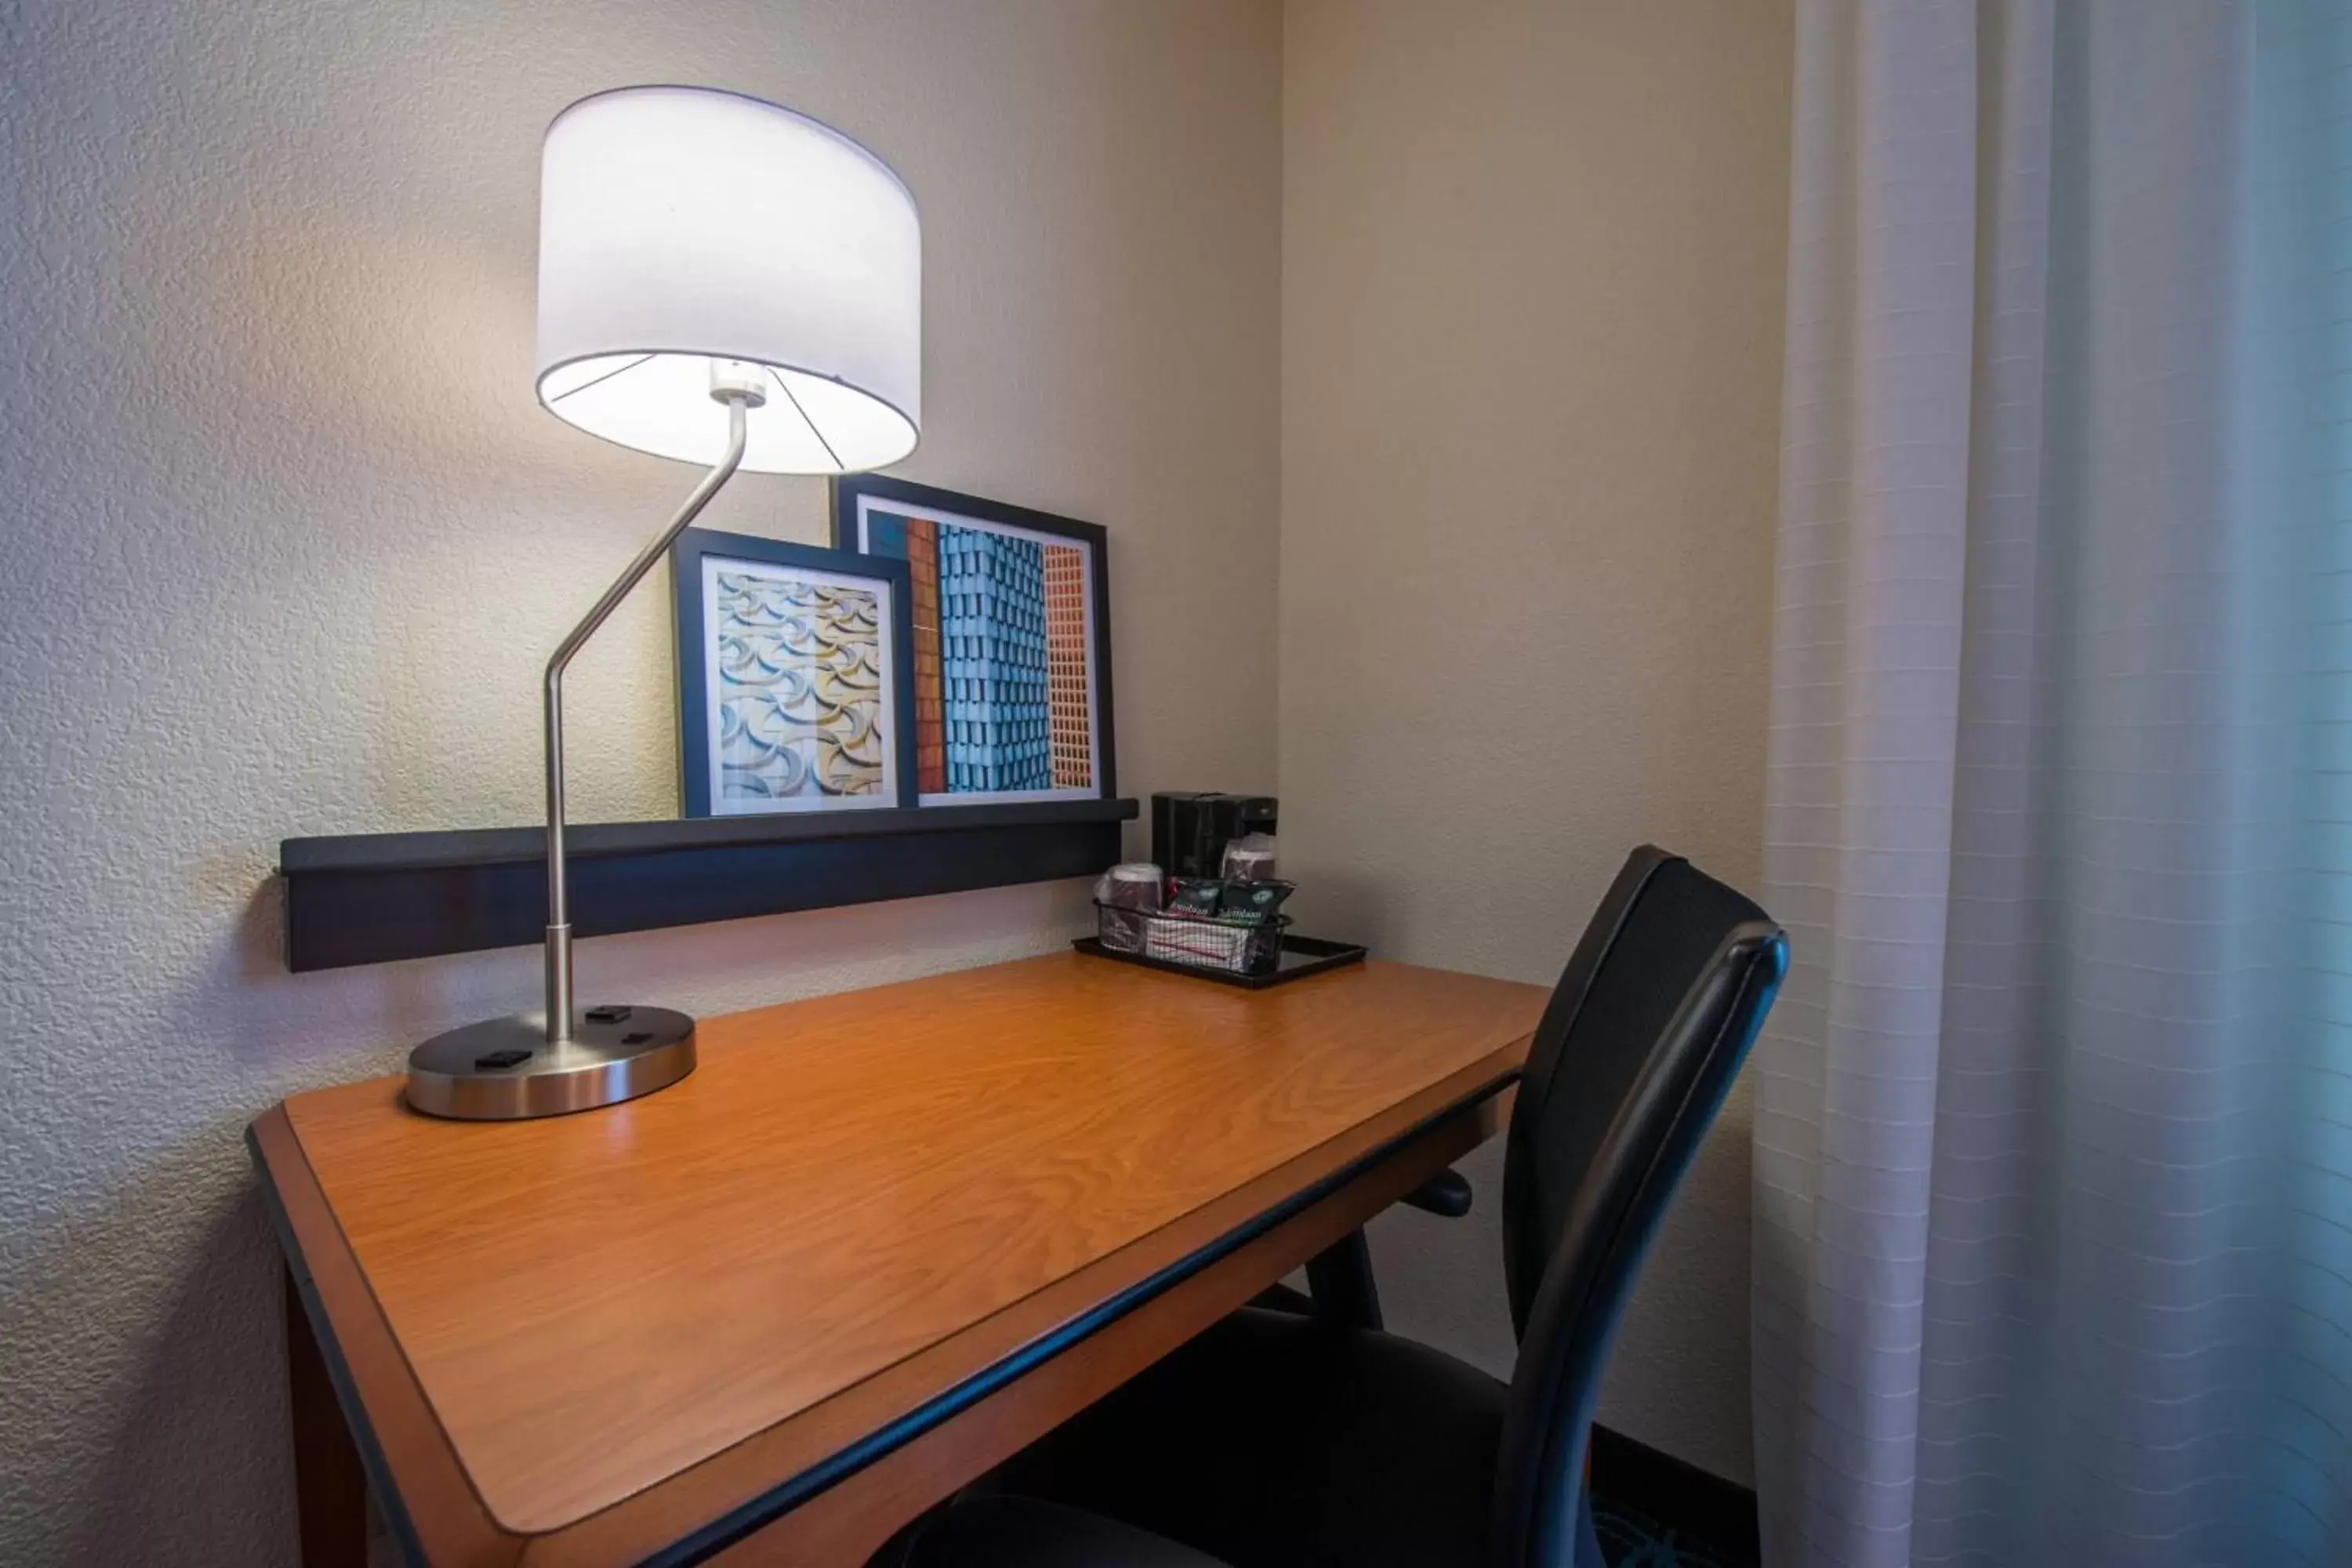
(1225, 880, 1295, 924)
(1168, 877, 1226, 917)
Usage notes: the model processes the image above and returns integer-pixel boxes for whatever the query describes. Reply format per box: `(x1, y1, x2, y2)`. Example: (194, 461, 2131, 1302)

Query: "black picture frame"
(830, 474, 1118, 806)
(670, 528, 920, 818)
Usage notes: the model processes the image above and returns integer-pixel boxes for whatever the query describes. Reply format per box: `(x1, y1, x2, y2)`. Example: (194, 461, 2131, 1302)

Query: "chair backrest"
(1487, 846, 1787, 1568)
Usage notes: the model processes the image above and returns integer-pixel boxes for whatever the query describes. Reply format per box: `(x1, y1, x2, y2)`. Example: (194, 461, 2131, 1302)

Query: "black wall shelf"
(279, 799, 1137, 973)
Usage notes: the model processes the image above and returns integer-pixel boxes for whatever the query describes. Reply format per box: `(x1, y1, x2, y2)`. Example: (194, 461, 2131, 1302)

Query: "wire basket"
(1094, 902, 1291, 977)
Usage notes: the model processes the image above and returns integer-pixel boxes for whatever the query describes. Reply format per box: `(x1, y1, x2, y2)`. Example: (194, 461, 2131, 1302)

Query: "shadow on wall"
(207, 869, 477, 1071)
(10, 862, 525, 1565)
(198, 855, 502, 1073)
(2, 1131, 296, 1565)
(1289, 868, 1396, 955)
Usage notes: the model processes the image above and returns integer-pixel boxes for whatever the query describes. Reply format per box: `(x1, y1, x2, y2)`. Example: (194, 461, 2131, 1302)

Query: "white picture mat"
(701, 553, 901, 815)
(856, 493, 1102, 806)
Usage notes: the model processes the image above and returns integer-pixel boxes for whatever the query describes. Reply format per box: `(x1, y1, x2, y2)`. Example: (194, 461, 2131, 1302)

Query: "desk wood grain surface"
(270, 953, 1548, 1555)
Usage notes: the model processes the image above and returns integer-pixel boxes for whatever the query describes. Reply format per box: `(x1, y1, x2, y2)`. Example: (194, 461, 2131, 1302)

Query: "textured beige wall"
(0, 3, 1277, 1560)
(1280, 0, 1792, 1485)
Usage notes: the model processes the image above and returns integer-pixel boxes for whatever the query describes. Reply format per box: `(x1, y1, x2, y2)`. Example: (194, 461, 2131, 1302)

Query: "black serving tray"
(1072, 932, 1369, 989)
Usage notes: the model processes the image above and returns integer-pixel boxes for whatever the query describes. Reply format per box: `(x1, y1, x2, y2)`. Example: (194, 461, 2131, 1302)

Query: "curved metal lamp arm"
(542, 394, 752, 1043)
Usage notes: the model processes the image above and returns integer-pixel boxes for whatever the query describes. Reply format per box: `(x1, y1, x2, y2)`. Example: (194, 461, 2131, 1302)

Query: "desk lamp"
(405, 86, 922, 1120)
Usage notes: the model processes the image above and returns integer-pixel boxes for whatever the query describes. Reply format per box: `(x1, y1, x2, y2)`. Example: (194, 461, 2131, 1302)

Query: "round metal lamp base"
(405, 1007, 696, 1121)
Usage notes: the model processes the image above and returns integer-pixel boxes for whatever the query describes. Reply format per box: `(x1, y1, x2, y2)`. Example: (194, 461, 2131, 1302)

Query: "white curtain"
(1752, 2, 2352, 1565)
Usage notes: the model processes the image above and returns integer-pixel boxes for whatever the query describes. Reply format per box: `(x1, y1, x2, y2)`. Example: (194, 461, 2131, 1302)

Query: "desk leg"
(285, 1268, 370, 1568)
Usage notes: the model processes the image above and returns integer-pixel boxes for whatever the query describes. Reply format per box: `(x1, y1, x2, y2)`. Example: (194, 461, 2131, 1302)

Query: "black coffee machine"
(1151, 793, 1278, 880)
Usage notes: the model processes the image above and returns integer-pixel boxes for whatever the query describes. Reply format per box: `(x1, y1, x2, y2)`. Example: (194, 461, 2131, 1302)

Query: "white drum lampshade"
(535, 85, 921, 474)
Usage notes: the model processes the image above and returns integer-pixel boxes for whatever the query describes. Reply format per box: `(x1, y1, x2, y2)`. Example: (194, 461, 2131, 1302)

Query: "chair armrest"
(1400, 1167, 1472, 1218)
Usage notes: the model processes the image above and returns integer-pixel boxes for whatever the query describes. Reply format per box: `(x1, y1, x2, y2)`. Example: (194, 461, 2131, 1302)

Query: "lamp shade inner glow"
(535, 86, 921, 474)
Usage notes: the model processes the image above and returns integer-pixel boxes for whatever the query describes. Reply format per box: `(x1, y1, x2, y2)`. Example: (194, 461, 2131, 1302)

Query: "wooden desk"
(250, 953, 1548, 1566)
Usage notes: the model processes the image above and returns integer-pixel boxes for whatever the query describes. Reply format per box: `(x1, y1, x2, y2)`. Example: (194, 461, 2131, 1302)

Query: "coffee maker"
(1151, 793, 1278, 880)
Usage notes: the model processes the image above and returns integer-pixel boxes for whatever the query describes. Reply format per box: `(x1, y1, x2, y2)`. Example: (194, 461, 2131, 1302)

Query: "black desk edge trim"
(650, 1068, 1523, 1567)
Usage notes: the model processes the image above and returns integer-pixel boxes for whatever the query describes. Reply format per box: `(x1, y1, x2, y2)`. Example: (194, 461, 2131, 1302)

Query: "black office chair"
(881, 845, 1787, 1568)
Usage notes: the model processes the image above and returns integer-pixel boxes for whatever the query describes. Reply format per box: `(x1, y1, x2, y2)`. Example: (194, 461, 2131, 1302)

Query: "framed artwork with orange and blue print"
(830, 474, 1114, 810)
